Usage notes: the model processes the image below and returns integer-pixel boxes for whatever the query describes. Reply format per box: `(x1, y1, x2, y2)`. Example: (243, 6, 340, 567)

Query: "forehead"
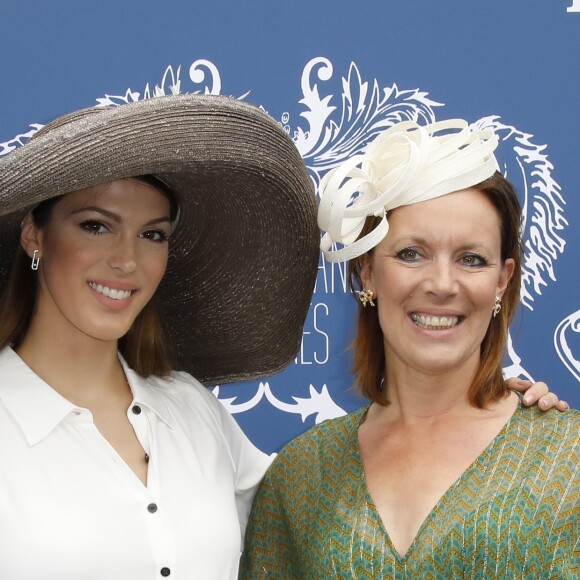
(54, 178, 170, 214)
(386, 188, 501, 244)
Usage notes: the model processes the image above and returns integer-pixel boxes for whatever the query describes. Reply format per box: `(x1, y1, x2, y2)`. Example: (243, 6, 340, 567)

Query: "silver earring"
(492, 296, 502, 317)
(359, 289, 375, 307)
(31, 249, 40, 271)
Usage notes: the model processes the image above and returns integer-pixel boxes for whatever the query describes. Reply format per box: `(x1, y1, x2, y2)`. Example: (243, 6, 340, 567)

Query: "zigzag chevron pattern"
(240, 404, 580, 578)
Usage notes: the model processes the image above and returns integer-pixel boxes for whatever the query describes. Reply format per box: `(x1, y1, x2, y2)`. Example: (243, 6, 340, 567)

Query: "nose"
(424, 258, 457, 298)
(107, 234, 137, 273)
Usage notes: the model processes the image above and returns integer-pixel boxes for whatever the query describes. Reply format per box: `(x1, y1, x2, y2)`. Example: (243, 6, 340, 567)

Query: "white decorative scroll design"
(568, 0, 580, 13)
(0, 62, 223, 155)
(96, 60, 222, 107)
(503, 334, 534, 381)
(290, 61, 567, 309)
(288, 61, 567, 382)
(0, 125, 42, 157)
(212, 383, 347, 423)
(554, 310, 580, 382)
(472, 117, 567, 310)
(293, 58, 441, 189)
(0, 57, 574, 418)
(211, 383, 268, 414)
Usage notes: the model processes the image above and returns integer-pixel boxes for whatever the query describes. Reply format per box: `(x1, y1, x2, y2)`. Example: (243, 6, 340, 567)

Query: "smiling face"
(21, 178, 171, 345)
(361, 188, 514, 378)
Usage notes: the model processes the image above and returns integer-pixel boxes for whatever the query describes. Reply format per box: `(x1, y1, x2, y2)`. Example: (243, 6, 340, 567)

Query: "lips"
(88, 282, 135, 301)
(411, 313, 462, 330)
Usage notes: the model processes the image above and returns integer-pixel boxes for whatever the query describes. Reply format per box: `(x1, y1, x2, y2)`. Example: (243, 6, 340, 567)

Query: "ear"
(20, 213, 42, 259)
(497, 258, 515, 297)
(359, 254, 374, 291)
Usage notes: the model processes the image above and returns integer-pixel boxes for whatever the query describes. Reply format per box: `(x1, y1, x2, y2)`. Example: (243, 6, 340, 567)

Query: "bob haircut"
(0, 175, 177, 378)
(349, 171, 523, 408)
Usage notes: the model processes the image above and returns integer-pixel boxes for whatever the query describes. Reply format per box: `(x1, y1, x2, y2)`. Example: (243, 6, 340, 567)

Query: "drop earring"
(492, 296, 502, 317)
(31, 249, 40, 271)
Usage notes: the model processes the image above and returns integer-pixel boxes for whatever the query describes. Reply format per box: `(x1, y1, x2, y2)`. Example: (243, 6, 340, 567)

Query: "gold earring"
(492, 296, 502, 317)
(359, 289, 375, 307)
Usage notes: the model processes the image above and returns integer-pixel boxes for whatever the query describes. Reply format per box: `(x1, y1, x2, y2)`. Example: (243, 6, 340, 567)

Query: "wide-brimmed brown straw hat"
(0, 94, 319, 385)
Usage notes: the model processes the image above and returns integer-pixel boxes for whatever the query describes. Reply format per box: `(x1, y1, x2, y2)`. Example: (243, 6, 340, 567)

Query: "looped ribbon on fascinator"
(317, 119, 500, 262)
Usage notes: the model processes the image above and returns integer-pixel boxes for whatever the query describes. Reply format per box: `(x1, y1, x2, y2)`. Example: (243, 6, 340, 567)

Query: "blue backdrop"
(1, 0, 578, 453)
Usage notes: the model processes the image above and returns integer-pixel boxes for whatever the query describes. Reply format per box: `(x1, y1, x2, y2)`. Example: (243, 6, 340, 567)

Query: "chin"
(80, 323, 134, 343)
(410, 350, 477, 375)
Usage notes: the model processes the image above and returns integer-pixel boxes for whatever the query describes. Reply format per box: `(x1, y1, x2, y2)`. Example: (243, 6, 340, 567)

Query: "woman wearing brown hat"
(0, 94, 320, 579)
(240, 119, 579, 578)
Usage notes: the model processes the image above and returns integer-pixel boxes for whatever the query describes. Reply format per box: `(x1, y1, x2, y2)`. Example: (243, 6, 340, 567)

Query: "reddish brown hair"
(349, 171, 522, 408)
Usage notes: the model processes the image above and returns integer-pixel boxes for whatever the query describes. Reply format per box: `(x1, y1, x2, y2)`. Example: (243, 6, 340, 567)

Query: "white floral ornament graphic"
(294, 58, 440, 181)
(0, 57, 575, 421)
(470, 117, 567, 310)
(0, 125, 42, 158)
(290, 58, 566, 312)
(555, 310, 580, 382)
(213, 383, 346, 424)
(291, 58, 568, 383)
(95, 60, 223, 107)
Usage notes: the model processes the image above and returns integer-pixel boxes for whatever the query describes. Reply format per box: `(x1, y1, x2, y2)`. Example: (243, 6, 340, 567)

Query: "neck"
(16, 318, 127, 407)
(382, 357, 481, 424)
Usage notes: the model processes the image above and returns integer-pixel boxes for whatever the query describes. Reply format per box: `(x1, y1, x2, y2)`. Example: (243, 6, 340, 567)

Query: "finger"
(556, 400, 570, 412)
(538, 392, 560, 411)
(506, 377, 532, 394)
(519, 380, 549, 405)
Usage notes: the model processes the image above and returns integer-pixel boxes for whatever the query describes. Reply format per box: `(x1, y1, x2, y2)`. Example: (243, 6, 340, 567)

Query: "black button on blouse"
(160, 567, 171, 576)
(131, 405, 142, 415)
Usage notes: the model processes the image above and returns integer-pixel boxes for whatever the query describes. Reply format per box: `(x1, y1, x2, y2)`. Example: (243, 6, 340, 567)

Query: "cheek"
(470, 276, 502, 307)
(374, 266, 415, 301)
(41, 237, 93, 281)
(143, 251, 169, 288)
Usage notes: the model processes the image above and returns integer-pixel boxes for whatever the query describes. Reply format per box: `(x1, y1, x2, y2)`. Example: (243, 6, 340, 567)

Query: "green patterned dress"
(240, 402, 580, 579)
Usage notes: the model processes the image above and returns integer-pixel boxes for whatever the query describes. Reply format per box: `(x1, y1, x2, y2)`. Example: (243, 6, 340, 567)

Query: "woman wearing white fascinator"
(241, 118, 579, 578)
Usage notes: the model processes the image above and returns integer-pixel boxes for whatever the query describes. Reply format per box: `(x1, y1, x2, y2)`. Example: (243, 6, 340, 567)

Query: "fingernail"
(562, 401, 569, 410)
(523, 395, 532, 405)
(539, 399, 548, 409)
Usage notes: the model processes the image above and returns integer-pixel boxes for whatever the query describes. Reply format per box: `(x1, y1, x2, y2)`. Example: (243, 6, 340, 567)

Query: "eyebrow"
(69, 206, 172, 226)
(392, 236, 493, 252)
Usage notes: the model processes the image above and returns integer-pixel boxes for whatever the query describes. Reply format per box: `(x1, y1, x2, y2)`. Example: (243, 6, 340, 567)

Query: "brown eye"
(80, 220, 108, 235)
(461, 254, 486, 267)
(395, 248, 420, 262)
(141, 229, 169, 243)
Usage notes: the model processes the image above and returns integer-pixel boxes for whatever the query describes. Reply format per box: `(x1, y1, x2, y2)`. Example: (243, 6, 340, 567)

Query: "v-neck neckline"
(353, 396, 524, 562)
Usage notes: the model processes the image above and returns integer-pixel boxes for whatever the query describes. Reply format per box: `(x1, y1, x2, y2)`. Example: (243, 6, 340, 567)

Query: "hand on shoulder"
(506, 377, 569, 412)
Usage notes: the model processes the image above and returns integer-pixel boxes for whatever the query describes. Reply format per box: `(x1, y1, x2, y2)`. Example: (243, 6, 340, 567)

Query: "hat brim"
(0, 95, 319, 385)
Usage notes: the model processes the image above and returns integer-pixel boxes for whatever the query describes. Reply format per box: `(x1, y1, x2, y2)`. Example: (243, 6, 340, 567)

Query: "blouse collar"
(0, 347, 174, 446)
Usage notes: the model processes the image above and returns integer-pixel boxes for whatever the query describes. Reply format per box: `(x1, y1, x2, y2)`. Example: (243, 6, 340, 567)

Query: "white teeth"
(411, 313, 460, 329)
(89, 282, 133, 300)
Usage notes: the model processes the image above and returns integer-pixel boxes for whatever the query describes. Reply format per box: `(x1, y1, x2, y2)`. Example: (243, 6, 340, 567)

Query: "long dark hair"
(0, 176, 177, 377)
